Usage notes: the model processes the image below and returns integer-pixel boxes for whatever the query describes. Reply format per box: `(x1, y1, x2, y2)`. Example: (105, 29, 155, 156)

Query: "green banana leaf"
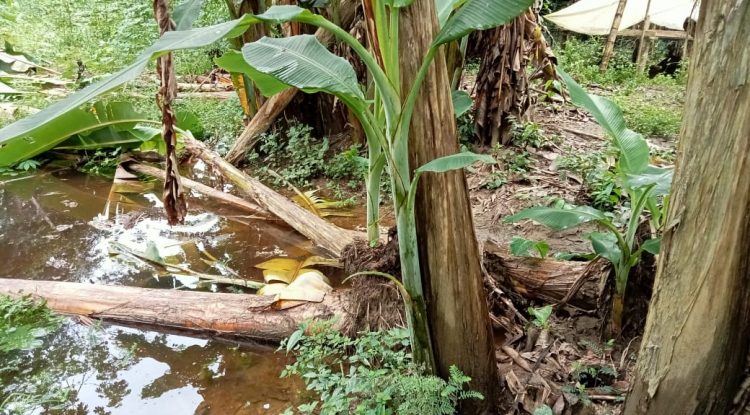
(415, 151, 495, 174)
(214, 50, 290, 97)
(434, 0, 534, 46)
(241, 35, 366, 110)
(504, 205, 609, 231)
(0, 6, 313, 167)
(588, 231, 622, 266)
(173, 0, 206, 30)
(624, 166, 673, 196)
(557, 68, 650, 175)
(451, 90, 472, 117)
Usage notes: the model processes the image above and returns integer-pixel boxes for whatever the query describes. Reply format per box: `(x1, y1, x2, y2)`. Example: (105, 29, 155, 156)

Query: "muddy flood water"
(0, 165, 347, 414)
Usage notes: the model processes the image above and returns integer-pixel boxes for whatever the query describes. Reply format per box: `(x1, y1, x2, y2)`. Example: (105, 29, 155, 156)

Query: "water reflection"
(16, 321, 302, 414)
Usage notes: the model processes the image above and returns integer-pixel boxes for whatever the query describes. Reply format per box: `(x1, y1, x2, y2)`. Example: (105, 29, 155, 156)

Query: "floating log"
(184, 136, 364, 257)
(0, 278, 346, 342)
(0, 243, 610, 341)
(483, 241, 611, 311)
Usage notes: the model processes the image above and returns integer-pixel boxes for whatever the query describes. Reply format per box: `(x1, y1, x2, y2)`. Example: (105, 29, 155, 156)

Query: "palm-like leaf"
(557, 68, 649, 175)
(504, 205, 608, 231)
(0, 6, 313, 166)
(434, 0, 534, 45)
(242, 35, 365, 109)
(214, 50, 290, 97)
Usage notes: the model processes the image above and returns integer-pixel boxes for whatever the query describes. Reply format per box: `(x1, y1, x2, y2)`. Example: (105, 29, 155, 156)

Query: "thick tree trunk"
(399, 3, 498, 412)
(623, 1, 750, 413)
(0, 278, 345, 342)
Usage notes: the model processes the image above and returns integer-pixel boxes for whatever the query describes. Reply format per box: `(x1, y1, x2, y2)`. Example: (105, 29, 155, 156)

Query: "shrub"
(279, 321, 483, 415)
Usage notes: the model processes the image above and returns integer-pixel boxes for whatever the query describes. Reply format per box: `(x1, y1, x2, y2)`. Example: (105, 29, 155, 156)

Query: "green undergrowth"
(554, 36, 685, 138)
(247, 121, 370, 197)
(279, 321, 483, 415)
(2, 0, 230, 77)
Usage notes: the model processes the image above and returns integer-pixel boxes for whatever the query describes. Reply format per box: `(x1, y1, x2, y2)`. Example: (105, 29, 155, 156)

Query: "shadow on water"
(0, 166, 349, 414)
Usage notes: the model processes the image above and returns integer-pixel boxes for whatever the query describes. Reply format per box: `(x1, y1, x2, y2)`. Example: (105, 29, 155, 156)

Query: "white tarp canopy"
(544, 0, 700, 35)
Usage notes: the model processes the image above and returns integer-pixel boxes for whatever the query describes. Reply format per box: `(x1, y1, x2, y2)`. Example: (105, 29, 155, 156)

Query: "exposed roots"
(339, 229, 404, 336)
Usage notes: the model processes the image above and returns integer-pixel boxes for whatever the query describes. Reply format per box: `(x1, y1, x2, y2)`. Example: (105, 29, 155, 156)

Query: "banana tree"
(226, 1, 532, 370)
(505, 68, 672, 333)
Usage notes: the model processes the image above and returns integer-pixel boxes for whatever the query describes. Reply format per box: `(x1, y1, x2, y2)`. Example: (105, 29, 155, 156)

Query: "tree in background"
(472, 4, 556, 146)
(623, 1, 750, 413)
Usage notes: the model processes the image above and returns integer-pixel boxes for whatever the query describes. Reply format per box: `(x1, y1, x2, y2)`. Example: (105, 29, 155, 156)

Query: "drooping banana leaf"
(53, 102, 160, 151)
(0, 6, 317, 167)
(451, 89, 472, 117)
(504, 205, 609, 231)
(557, 68, 650, 175)
(173, 0, 206, 30)
(241, 35, 366, 110)
(214, 50, 290, 97)
(433, 0, 535, 46)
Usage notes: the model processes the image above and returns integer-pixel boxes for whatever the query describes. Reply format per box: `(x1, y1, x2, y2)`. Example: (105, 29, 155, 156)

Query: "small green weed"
(279, 321, 483, 415)
(78, 147, 123, 178)
(527, 305, 553, 329)
(510, 120, 559, 149)
(510, 236, 550, 258)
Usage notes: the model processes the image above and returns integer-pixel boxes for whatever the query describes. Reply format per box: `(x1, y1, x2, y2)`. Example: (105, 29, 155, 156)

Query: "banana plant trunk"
(623, 1, 750, 413)
(399, 1, 498, 412)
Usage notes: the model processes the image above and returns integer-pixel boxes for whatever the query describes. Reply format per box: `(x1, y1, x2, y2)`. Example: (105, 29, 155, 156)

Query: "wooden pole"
(600, 0, 629, 72)
(636, 0, 653, 72)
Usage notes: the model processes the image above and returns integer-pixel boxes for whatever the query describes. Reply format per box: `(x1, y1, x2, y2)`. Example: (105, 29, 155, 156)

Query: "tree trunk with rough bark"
(473, 8, 555, 146)
(623, 1, 750, 413)
(399, 2, 498, 412)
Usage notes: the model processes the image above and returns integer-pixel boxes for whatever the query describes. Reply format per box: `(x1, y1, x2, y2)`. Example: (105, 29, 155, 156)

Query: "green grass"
(554, 36, 686, 138)
(1, 0, 231, 77)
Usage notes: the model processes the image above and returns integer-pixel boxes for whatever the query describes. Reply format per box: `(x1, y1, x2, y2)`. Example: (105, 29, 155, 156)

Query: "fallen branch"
(124, 161, 269, 217)
(0, 278, 346, 342)
(184, 136, 364, 257)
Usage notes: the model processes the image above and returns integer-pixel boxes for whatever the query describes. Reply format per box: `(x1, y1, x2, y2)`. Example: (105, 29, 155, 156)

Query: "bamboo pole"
(600, 0, 629, 72)
(636, 0, 653, 72)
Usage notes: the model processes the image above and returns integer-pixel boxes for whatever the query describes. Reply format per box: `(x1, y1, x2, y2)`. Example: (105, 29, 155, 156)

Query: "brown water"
(0, 166, 343, 414)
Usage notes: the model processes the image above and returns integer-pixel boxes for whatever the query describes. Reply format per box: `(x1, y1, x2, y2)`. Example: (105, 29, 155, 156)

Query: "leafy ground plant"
(279, 321, 483, 415)
(505, 69, 672, 333)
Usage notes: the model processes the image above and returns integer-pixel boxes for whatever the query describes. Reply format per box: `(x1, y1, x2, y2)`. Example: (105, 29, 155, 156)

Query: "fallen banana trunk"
(184, 136, 364, 257)
(483, 241, 611, 312)
(0, 278, 346, 342)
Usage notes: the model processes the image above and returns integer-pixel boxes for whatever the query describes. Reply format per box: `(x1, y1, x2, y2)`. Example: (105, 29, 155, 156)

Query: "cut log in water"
(0, 278, 346, 342)
(0, 247, 609, 342)
(124, 161, 269, 217)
